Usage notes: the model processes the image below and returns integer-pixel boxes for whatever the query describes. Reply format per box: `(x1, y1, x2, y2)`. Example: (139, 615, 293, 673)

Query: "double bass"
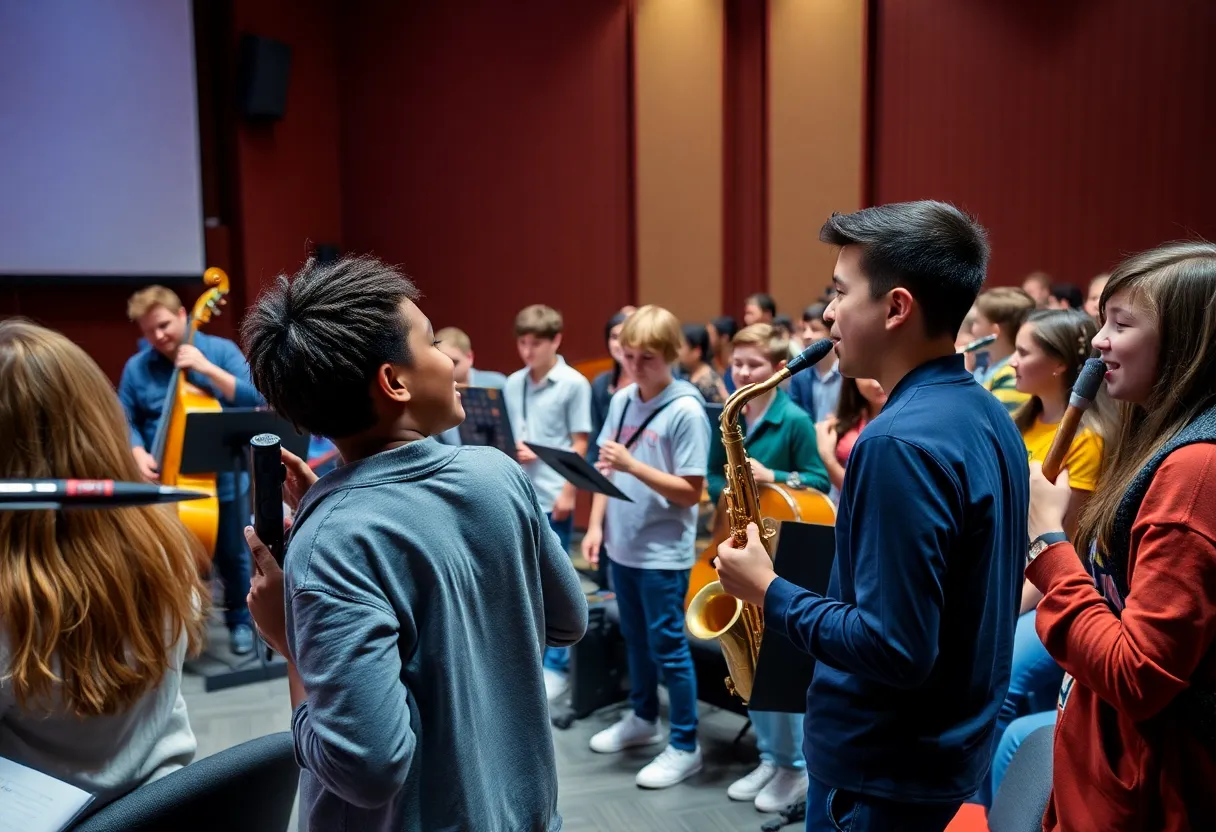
(147, 268, 230, 556)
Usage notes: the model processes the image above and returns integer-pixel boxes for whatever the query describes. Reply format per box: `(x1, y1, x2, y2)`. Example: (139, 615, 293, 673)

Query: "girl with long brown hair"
(0, 320, 208, 810)
(1026, 242, 1216, 830)
(814, 376, 887, 495)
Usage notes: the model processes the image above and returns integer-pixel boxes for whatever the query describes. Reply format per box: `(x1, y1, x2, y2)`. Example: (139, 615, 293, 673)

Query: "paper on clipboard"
(0, 756, 94, 832)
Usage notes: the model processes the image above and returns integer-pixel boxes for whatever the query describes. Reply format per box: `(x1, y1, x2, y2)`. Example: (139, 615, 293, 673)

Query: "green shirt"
(707, 387, 831, 504)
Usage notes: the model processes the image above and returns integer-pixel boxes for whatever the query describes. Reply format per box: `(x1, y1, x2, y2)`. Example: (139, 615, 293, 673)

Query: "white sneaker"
(754, 767, 809, 813)
(543, 669, 569, 702)
(635, 744, 704, 789)
(727, 760, 778, 801)
(589, 712, 664, 753)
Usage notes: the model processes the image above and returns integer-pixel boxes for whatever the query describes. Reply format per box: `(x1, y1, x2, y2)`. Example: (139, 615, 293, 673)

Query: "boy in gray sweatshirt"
(239, 255, 588, 832)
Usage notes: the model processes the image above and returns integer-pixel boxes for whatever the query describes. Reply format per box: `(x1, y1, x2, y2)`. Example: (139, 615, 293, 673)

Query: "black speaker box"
(237, 34, 292, 120)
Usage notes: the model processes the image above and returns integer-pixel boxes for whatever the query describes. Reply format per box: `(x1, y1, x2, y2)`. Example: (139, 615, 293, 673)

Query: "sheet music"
(0, 757, 93, 832)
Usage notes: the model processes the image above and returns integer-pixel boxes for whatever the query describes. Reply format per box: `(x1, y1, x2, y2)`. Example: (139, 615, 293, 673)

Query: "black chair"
(72, 732, 298, 832)
(987, 724, 1054, 832)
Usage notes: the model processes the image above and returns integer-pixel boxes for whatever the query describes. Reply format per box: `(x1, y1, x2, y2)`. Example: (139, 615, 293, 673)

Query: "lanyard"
(613, 399, 676, 450)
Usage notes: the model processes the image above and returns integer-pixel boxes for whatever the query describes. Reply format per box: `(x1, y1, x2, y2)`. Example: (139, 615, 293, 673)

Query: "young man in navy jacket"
(716, 200, 1028, 832)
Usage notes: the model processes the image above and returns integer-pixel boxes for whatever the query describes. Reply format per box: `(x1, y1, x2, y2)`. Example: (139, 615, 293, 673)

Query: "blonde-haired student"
(582, 304, 711, 790)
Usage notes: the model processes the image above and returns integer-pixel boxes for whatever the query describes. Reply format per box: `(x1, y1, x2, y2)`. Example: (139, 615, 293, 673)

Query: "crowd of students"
(0, 200, 1214, 832)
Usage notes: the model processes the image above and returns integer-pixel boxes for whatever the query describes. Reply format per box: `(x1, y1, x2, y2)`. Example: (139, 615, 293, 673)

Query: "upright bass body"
(684, 338, 836, 704)
(149, 268, 230, 557)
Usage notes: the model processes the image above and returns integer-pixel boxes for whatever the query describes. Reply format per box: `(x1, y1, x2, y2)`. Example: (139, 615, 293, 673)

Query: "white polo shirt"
(505, 357, 593, 513)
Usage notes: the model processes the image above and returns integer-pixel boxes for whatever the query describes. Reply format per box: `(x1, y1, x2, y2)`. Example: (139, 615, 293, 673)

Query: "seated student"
(789, 302, 842, 422)
(708, 315, 739, 393)
(1026, 242, 1216, 830)
(506, 304, 593, 700)
(1084, 272, 1109, 321)
(1021, 270, 1054, 309)
(704, 324, 828, 811)
(0, 319, 207, 812)
(971, 286, 1035, 412)
(581, 305, 711, 789)
(240, 255, 588, 832)
(676, 322, 726, 404)
(976, 308, 1111, 807)
(1047, 283, 1084, 311)
(743, 292, 776, 326)
(589, 311, 633, 467)
(433, 326, 506, 446)
(814, 376, 887, 499)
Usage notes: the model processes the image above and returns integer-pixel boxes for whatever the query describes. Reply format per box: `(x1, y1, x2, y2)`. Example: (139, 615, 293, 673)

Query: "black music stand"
(524, 443, 632, 501)
(747, 520, 837, 713)
(457, 387, 517, 461)
(179, 408, 309, 692)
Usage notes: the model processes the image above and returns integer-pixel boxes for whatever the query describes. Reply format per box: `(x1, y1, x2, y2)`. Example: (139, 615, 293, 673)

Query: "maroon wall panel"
(336, 0, 632, 373)
(870, 0, 1216, 287)
(722, 0, 768, 315)
(232, 0, 345, 297)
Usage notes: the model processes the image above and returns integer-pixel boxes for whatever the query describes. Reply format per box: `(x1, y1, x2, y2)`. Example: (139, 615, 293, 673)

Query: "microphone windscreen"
(786, 338, 835, 376)
(1074, 357, 1107, 402)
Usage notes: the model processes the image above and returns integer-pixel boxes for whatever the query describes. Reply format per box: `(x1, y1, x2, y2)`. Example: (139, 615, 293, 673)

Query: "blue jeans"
(752, 709, 805, 769)
(217, 498, 251, 630)
(542, 512, 575, 673)
(806, 775, 960, 832)
(610, 559, 698, 751)
(976, 609, 1062, 804)
(991, 710, 1056, 801)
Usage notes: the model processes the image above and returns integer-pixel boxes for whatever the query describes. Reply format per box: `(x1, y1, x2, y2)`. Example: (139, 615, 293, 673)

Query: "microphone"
(0, 480, 209, 510)
(784, 338, 836, 376)
(960, 334, 997, 353)
(250, 434, 286, 567)
(1042, 357, 1107, 484)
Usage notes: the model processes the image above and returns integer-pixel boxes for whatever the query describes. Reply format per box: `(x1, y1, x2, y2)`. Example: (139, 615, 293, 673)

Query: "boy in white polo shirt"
(581, 304, 711, 789)
(506, 304, 593, 700)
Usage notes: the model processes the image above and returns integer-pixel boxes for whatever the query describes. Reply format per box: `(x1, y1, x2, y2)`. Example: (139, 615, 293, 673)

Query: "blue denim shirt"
(117, 331, 263, 502)
(765, 354, 1029, 803)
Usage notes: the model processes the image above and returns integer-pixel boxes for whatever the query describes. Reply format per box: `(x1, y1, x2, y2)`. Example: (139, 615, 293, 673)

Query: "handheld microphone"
(250, 434, 286, 567)
(1042, 357, 1107, 484)
(961, 334, 997, 353)
(0, 480, 208, 510)
(784, 338, 835, 376)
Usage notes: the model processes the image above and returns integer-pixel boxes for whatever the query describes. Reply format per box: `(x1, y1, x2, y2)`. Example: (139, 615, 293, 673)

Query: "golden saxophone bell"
(685, 580, 755, 703)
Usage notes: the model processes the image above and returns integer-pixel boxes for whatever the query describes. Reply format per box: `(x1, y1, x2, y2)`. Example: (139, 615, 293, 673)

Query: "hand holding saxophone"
(714, 522, 779, 607)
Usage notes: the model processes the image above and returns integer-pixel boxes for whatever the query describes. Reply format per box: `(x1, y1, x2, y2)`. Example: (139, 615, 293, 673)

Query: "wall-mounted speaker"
(237, 34, 291, 121)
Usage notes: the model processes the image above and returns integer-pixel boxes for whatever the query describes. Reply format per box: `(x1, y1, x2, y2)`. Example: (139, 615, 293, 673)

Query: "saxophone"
(685, 338, 834, 703)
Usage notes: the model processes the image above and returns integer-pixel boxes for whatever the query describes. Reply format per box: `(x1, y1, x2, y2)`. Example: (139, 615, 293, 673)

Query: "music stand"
(524, 443, 632, 501)
(457, 387, 517, 461)
(179, 408, 310, 692)
(747, 520, 837, 713)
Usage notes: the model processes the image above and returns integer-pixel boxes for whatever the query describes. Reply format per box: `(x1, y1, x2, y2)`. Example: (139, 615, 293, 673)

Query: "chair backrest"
(987, 724, 1054, 832)
(72, 732, 298, 832)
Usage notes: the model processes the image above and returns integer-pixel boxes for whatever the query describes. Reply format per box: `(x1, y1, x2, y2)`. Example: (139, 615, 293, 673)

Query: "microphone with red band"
(1041, 357, 1107, 484)
(0, 480, 209, 510)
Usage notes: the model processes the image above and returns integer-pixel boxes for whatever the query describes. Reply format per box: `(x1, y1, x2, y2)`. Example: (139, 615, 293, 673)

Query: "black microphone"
(784, 338, 835, 376)
(0, 480, 209, 510)
(1042, 357, 1106, 484)
(250, 434, 286, 567)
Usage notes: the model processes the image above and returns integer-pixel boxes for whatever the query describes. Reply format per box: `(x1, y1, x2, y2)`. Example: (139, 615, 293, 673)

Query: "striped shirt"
(982, 356, 1030, 413)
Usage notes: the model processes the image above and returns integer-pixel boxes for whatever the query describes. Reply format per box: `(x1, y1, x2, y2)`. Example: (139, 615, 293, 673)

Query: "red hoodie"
(1026, 443, 1216, 831)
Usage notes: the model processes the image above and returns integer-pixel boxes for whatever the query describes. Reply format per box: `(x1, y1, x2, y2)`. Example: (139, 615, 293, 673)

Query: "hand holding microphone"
(1042, 357, 1106, 483)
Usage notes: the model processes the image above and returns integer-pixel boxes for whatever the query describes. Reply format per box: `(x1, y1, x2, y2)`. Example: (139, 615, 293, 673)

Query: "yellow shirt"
(1021, 417, 1104, 492)
(984, 357, 1031, 413)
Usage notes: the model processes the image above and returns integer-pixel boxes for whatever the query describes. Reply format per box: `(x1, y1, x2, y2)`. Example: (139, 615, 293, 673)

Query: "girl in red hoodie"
(1026, 241, 1216, 831)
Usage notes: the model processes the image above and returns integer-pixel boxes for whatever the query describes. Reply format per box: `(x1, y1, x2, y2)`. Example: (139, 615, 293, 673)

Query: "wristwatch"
(785, 472, 804, 490)
(1028, 531, 1068, 561)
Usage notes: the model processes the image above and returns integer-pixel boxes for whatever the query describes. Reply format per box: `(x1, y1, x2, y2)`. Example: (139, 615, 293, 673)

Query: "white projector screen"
(0, 0, 205, 278)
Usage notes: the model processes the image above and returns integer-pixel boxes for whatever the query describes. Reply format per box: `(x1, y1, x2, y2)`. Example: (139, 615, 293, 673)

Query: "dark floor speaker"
(237, 34, 291, 120)
(552, 595, 628, 729)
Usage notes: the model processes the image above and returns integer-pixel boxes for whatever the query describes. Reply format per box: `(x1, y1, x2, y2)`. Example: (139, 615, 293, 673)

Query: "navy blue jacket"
(764, 354, 1028, 802)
